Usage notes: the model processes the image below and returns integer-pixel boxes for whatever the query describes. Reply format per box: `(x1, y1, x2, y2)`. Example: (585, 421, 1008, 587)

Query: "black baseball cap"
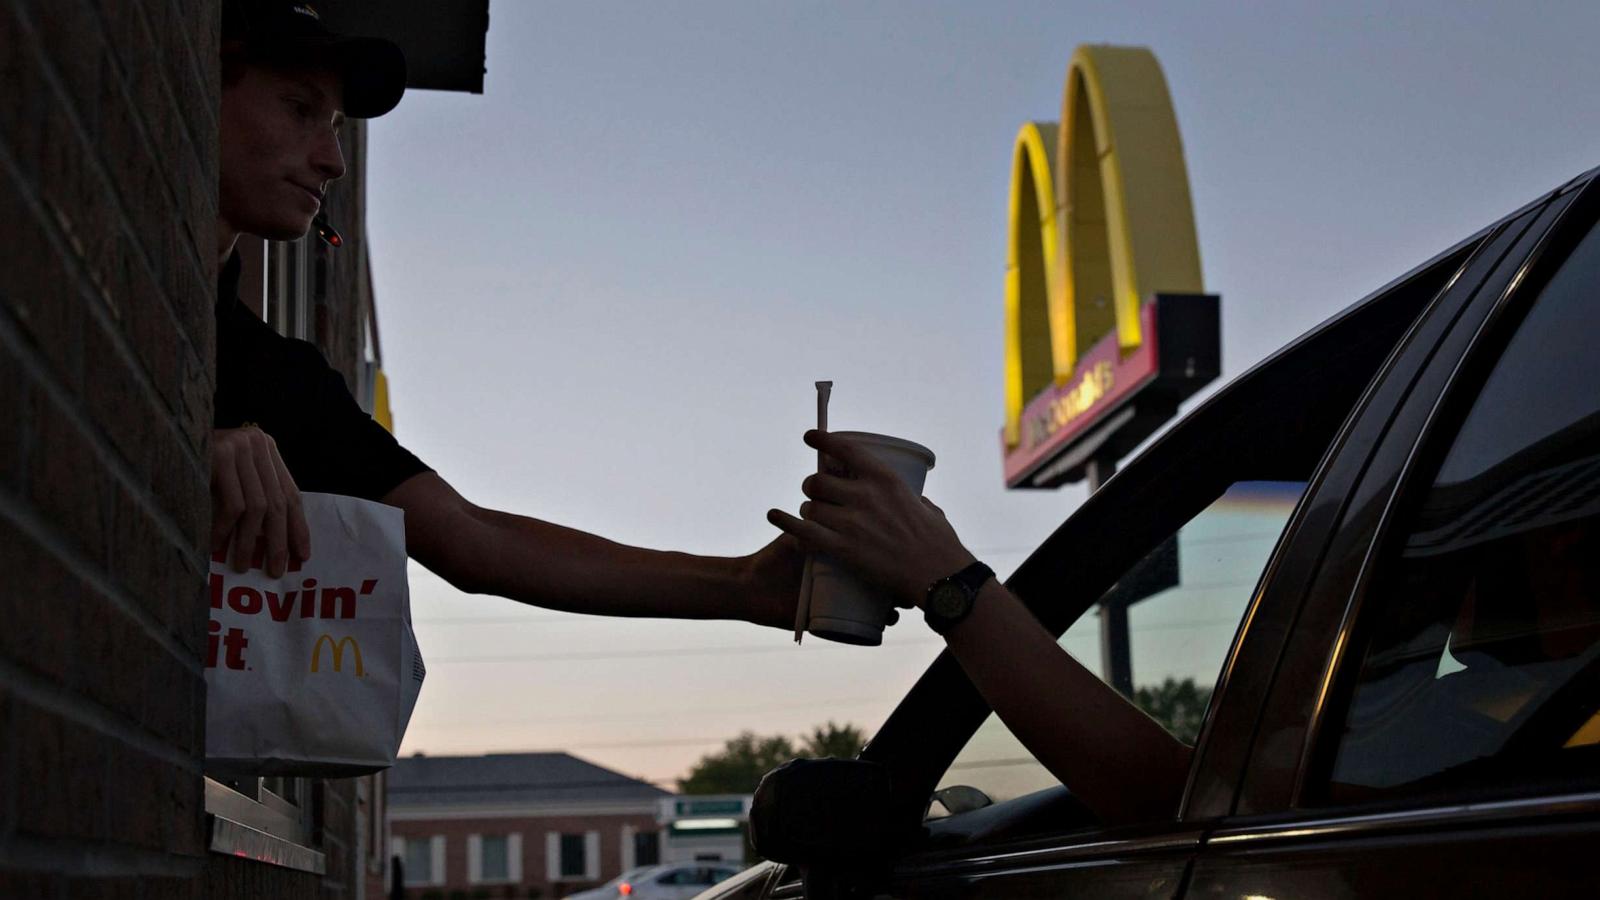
(222, 0, 407, 119)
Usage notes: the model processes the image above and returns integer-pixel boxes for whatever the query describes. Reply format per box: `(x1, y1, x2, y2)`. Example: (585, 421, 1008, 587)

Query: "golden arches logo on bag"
(310, 634, 365, 676)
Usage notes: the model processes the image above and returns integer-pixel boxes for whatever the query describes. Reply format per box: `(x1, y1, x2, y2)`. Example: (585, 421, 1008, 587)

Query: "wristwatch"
(923, 562, 995, 634)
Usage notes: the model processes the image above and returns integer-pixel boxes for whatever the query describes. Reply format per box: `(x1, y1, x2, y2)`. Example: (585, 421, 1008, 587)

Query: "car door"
(761, 482, 1299, 900)
(1186, 174, 1600, 897)
(907, 493, 1298, 899)
(753, 196, 1496, 900)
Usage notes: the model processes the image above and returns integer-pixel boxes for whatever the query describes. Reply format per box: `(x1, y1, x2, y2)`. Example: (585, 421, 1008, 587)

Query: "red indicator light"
(619, 883, 632, 895)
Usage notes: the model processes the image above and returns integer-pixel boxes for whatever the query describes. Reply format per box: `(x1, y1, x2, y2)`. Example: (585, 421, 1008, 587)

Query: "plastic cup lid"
(830, 431, 935, 469)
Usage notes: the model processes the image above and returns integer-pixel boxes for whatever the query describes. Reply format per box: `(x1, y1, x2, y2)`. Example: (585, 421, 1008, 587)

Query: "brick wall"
(0, 2, 375, 898)
(318, 778, 361, 900)
(0, 0, 217, 896)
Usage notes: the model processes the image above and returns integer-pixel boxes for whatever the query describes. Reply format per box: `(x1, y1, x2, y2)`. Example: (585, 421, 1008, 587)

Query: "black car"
(708, 167, 1600, 899)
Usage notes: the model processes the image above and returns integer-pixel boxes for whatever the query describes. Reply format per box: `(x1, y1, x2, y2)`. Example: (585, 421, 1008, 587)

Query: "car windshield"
(604, 865, 659, 889)
(937, 480, 1304, 806)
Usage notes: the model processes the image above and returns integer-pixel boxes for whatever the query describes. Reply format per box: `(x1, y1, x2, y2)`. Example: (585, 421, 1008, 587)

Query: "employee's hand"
(738, 533, 807, 630)
(767, 430, 976, 609)
(211, 426, 310, 577)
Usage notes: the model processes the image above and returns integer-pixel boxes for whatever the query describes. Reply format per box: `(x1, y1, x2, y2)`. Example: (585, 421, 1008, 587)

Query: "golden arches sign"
(1003, 45, 1204, 453)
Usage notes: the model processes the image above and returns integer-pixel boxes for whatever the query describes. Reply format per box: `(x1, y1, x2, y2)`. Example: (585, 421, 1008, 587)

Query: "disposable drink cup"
(806, 431, 936, 646)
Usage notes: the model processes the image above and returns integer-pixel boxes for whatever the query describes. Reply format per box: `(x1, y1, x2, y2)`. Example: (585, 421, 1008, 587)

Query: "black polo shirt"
(214, 252, 431, 501)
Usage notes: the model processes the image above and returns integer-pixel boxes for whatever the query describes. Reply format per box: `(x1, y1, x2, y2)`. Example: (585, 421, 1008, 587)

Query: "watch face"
(929, 582, 968, 619)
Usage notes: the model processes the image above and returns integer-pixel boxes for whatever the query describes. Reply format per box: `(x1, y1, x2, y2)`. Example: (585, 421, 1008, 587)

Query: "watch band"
(950, 561, 995, 594)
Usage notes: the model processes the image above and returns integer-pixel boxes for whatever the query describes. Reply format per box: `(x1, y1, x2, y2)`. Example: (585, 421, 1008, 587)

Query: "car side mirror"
(929, 784, 992, 816)
(749, 757, 898, 869)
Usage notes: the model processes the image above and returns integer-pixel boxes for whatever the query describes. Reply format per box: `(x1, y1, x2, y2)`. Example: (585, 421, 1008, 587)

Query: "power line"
(391, 776, 684, 793)
(548, 736, 731, 751)
(425, 608, 1248, 666)
(946, 757, 1039, 772)
(412, 695, 901, 728)
(427, 638, 945, 665)
(414, 614, 620, 626)
(416, 600, 1249, 634)
(412, 571, 1268, 630)
(422, 613, 1246, 664)
(403, 733, 838, 752)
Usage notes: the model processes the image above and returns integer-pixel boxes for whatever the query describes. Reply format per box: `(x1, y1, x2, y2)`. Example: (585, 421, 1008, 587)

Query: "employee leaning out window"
(212, 1, 801, 632)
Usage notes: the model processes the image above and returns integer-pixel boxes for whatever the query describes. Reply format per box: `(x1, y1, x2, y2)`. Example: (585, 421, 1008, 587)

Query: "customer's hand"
(767, 430, 975, 609)
(211, 426, 310, 577)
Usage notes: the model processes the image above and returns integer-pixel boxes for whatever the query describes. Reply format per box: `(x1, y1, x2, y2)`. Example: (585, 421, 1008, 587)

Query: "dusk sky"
(363, 1, 1600, 786)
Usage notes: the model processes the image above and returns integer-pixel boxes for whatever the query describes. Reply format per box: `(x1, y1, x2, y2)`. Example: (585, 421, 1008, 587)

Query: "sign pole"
(1087, 457, 1135, 698)
(1084, 458, 1116, 492)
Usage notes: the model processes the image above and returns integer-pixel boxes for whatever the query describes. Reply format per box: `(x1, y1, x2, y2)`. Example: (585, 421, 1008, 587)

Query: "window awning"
(321, 1, 490, 95)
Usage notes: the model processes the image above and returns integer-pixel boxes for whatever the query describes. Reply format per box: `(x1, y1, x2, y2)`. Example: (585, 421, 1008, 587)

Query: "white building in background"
(657, 795, 754, 865)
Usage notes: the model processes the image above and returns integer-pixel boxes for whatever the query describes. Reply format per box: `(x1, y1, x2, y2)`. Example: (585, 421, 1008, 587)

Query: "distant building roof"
(388, 752, 672, 809)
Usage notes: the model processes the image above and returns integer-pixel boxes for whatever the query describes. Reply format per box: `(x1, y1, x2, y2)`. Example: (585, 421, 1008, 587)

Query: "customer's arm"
(766, 430, 1190, 825)
(383, 471, 803, 628)
(938, 579, 1191, 824)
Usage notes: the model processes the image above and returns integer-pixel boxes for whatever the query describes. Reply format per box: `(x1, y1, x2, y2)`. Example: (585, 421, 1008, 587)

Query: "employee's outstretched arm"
(766, 429, 1190, 826)
(383, 471, 803, 629)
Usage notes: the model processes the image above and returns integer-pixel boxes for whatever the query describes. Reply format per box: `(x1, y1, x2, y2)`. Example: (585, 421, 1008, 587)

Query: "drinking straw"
(794, 381, 832, 643)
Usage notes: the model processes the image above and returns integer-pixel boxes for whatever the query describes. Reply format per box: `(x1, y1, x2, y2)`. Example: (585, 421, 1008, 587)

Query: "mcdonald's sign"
(310, 634, 365, 676)
(1003, 45, 1220, 489)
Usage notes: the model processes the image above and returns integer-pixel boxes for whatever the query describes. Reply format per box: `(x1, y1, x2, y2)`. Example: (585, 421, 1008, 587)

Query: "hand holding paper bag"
(205, 492, 424, 776)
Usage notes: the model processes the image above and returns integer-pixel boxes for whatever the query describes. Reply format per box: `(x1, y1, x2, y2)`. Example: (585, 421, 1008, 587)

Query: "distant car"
(569, 862, 743, 900)
(699, 167, 1600, 899)
(566, 866, 658, 900)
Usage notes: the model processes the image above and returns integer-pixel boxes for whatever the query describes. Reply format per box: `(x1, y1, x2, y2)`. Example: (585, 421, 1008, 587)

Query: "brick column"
(0, 0, 218, 895)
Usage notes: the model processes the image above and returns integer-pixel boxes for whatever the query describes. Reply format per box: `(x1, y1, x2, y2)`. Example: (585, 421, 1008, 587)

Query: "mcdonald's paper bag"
(204, 492, 424, 776)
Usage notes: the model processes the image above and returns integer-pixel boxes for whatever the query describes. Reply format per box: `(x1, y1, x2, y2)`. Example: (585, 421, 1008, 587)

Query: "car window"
(1319, 214, 1600, 805)
(658, 867, 692, 884)
(938, 480, 1304, 806)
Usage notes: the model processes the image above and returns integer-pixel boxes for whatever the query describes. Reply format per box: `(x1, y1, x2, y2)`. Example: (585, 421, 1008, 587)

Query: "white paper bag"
(204, 492, 425, 776)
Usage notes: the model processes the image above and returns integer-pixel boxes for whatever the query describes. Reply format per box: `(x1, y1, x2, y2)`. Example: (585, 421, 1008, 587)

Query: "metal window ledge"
(208, 815, 327, 875)
(204, 777, 326, 875)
